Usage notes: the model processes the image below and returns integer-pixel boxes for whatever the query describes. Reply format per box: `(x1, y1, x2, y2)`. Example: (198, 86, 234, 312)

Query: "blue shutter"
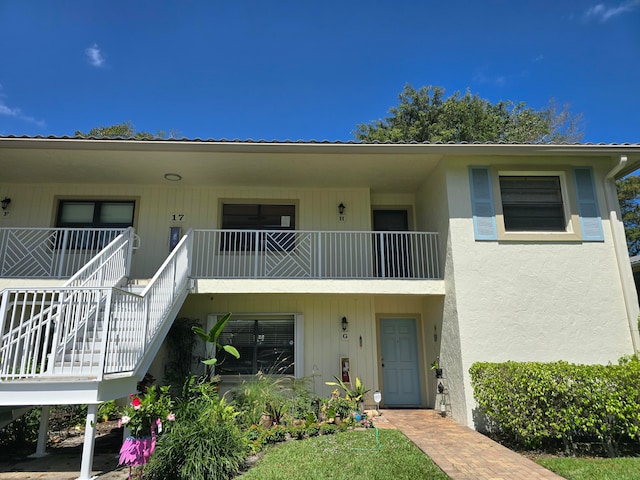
(469, 166, 497, 240)
(573, 167, 604, 242)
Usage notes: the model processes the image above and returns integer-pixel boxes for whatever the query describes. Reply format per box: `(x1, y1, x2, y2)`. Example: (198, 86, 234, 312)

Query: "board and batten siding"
(0, 183, 375, 278)
(172, 293, 380, 402)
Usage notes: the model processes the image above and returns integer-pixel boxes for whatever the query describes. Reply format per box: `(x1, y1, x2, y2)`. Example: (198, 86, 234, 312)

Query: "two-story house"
(1, 136, 639, 478)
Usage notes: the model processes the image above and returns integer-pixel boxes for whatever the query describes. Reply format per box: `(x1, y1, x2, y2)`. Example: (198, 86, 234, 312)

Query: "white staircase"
(0, 228, 194, 479)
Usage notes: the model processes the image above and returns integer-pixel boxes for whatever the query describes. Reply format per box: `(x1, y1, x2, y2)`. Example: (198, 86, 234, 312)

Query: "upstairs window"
(57, 200, 135, 228)
(221, 203, 295, 251)
(499, 176, 565, 231)
(55, 200, 135, 249)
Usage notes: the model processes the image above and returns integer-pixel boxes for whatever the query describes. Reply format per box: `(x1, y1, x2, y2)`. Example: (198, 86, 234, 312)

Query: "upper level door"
(373, 209, 411, 278)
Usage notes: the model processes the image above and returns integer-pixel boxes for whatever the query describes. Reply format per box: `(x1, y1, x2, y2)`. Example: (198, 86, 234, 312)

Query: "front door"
(373, 209, 411, 277)
(379, 317, 421, 406)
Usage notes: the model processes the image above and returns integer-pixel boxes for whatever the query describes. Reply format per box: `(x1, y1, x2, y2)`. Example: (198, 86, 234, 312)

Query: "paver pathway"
(379, 409, 563, 480)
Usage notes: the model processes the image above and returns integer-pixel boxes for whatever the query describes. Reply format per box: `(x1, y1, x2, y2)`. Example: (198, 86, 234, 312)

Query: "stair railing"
(0, 229, 135, 381)
(103, 229, 193, 375)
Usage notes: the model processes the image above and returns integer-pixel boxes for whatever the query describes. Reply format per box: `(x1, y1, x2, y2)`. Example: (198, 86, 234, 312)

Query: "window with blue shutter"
(469, 166, 497, 240)
(573, 167, 604, 242)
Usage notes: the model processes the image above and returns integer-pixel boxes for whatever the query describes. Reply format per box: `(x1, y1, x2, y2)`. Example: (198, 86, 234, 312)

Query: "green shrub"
(0, 408, 40, 454)
(145, 386, 246, 480)
(319, 423, 338, 435)
(306, 423, 320, 437)
(263, 425, 287, 444)
(97, 400, 121, 422)
(470, 360, 640, 456)
(288, 425, 307, 440)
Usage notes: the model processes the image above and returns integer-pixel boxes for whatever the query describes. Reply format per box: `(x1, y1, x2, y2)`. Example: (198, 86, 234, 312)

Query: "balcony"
(0, 228, 443, 295)
(191, 229, 440, 280)
(0, 228, 127, 279)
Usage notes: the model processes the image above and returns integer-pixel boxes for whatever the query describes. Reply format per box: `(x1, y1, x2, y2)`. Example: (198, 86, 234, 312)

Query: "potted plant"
(430, 360, 443, 378)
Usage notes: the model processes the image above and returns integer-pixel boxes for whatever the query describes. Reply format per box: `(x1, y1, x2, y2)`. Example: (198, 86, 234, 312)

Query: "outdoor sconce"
(1, 197, 11, 211)
(341, 316, 348, 332)
(338, 203, 346, 215)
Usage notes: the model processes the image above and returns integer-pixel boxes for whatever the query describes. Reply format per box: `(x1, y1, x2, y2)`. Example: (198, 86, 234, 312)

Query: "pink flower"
(120, 415, 131, 425)
(132, 397, 141, 410)
(167, 413, 176, 421)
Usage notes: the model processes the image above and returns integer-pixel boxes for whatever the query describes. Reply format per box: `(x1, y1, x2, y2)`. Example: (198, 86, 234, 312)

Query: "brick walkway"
(376, 409, 563, 480)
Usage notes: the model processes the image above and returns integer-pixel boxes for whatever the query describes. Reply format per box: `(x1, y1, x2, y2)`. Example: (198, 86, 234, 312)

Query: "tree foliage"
(74, 121, 171, 139)
(354, 84, 583, 143)
(617, 175, 640, 256)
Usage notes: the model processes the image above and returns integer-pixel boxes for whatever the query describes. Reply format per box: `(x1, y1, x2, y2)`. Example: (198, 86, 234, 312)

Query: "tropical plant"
(192, 312, 240, 381)
(325, 376, 370, 403)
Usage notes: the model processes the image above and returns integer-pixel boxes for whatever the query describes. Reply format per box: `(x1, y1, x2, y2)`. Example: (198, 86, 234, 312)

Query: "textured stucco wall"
(444, 157, 638, 427)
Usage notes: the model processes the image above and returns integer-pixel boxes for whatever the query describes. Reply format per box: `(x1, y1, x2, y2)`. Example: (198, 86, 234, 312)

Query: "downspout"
(604, 155, 639, 354)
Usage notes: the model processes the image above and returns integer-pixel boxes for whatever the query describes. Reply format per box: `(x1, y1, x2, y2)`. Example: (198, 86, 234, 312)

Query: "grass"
(536, 457, 640, 480)
(238, 429, 450, 480)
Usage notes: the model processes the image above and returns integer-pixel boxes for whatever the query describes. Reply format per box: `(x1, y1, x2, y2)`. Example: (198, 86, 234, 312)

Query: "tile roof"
(1, 134, 639, 146)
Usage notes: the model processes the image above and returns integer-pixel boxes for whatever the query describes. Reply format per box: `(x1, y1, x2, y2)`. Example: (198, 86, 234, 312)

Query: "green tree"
(354, 84, 583, 143)
(74, 121, 172, 139)
(616, 175, 640, 256)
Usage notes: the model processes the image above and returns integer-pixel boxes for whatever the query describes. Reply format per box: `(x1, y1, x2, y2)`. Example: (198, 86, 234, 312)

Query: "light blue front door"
(379, 318, 421, 406)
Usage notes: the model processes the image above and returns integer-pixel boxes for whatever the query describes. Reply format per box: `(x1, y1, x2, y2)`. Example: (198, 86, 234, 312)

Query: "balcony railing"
(191, 229, 440, 279)
(0, 228, 127, 278)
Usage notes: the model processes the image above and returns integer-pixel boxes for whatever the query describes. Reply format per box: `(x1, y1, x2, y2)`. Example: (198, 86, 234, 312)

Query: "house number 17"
(171, 213, 185, 222)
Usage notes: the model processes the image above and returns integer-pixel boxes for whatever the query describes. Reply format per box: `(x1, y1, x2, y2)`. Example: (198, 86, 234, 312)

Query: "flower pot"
(260, 414, 273, 428)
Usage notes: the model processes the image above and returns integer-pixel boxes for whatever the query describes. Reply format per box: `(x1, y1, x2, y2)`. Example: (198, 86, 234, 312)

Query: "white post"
(29, 406, 50, 458)
(77, 403, 98, 480)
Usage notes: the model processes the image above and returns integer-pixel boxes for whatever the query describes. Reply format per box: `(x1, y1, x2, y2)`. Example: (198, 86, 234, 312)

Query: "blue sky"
(1, 1, 639, 142)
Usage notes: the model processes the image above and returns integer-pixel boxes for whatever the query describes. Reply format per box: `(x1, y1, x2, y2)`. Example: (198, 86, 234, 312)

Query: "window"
(216, 317, 295, 375)
(57, 200, 135, 228)
(499, 176, 565, 231)
(221, 203, 295, 251)
(55, 200, 135, 249)
(469, 166, 604, 242)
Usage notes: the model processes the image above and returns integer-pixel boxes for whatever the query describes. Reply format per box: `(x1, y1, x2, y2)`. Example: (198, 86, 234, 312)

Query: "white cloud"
(85, 43, 105, 67)
(584, 0, 640, 21)
(473, 71, 507, 87)
(533, 54, 545, 62)
(0, 86, 46, 128)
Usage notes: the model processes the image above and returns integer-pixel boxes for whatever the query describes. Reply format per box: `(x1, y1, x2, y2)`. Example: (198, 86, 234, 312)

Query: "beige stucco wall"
(444, 156, 639, 427)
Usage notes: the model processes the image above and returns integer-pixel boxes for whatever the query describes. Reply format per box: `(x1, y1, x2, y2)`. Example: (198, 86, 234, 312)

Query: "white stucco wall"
(444, 156, 639, 428)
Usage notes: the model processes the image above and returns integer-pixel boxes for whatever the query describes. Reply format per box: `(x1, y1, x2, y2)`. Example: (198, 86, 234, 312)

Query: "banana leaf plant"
(192, 312, 240, 381)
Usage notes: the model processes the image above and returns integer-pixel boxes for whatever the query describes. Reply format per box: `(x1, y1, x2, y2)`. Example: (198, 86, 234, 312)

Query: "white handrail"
(0, 230, 135, 381)
(103, 229, 193, 374)
(0, 227, 128, 279)
(191, 229, 441, 279)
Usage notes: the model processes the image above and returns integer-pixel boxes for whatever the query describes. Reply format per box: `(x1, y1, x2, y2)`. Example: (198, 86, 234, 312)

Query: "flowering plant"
(119, 385, 175, 438)
(322, 389, 355, 419)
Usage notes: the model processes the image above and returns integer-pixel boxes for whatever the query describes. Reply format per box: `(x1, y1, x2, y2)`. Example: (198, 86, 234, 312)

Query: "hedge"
(469, 360, 640, 456)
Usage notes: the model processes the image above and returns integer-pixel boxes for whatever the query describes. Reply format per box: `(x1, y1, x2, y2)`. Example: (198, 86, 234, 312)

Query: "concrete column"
(77, 403, 98, 480)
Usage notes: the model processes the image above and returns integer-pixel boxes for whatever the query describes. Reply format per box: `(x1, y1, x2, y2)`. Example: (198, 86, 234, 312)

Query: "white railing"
(191, 229, 440, 279)
(0, 227, 127, 278)
(0, 230, 135, 380)
(103, 229, 192, 374)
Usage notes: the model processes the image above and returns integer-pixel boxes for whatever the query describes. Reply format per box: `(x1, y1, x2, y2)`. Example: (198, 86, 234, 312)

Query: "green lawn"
(537, 457, 640, 480)
(238, 429, 450, 480)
